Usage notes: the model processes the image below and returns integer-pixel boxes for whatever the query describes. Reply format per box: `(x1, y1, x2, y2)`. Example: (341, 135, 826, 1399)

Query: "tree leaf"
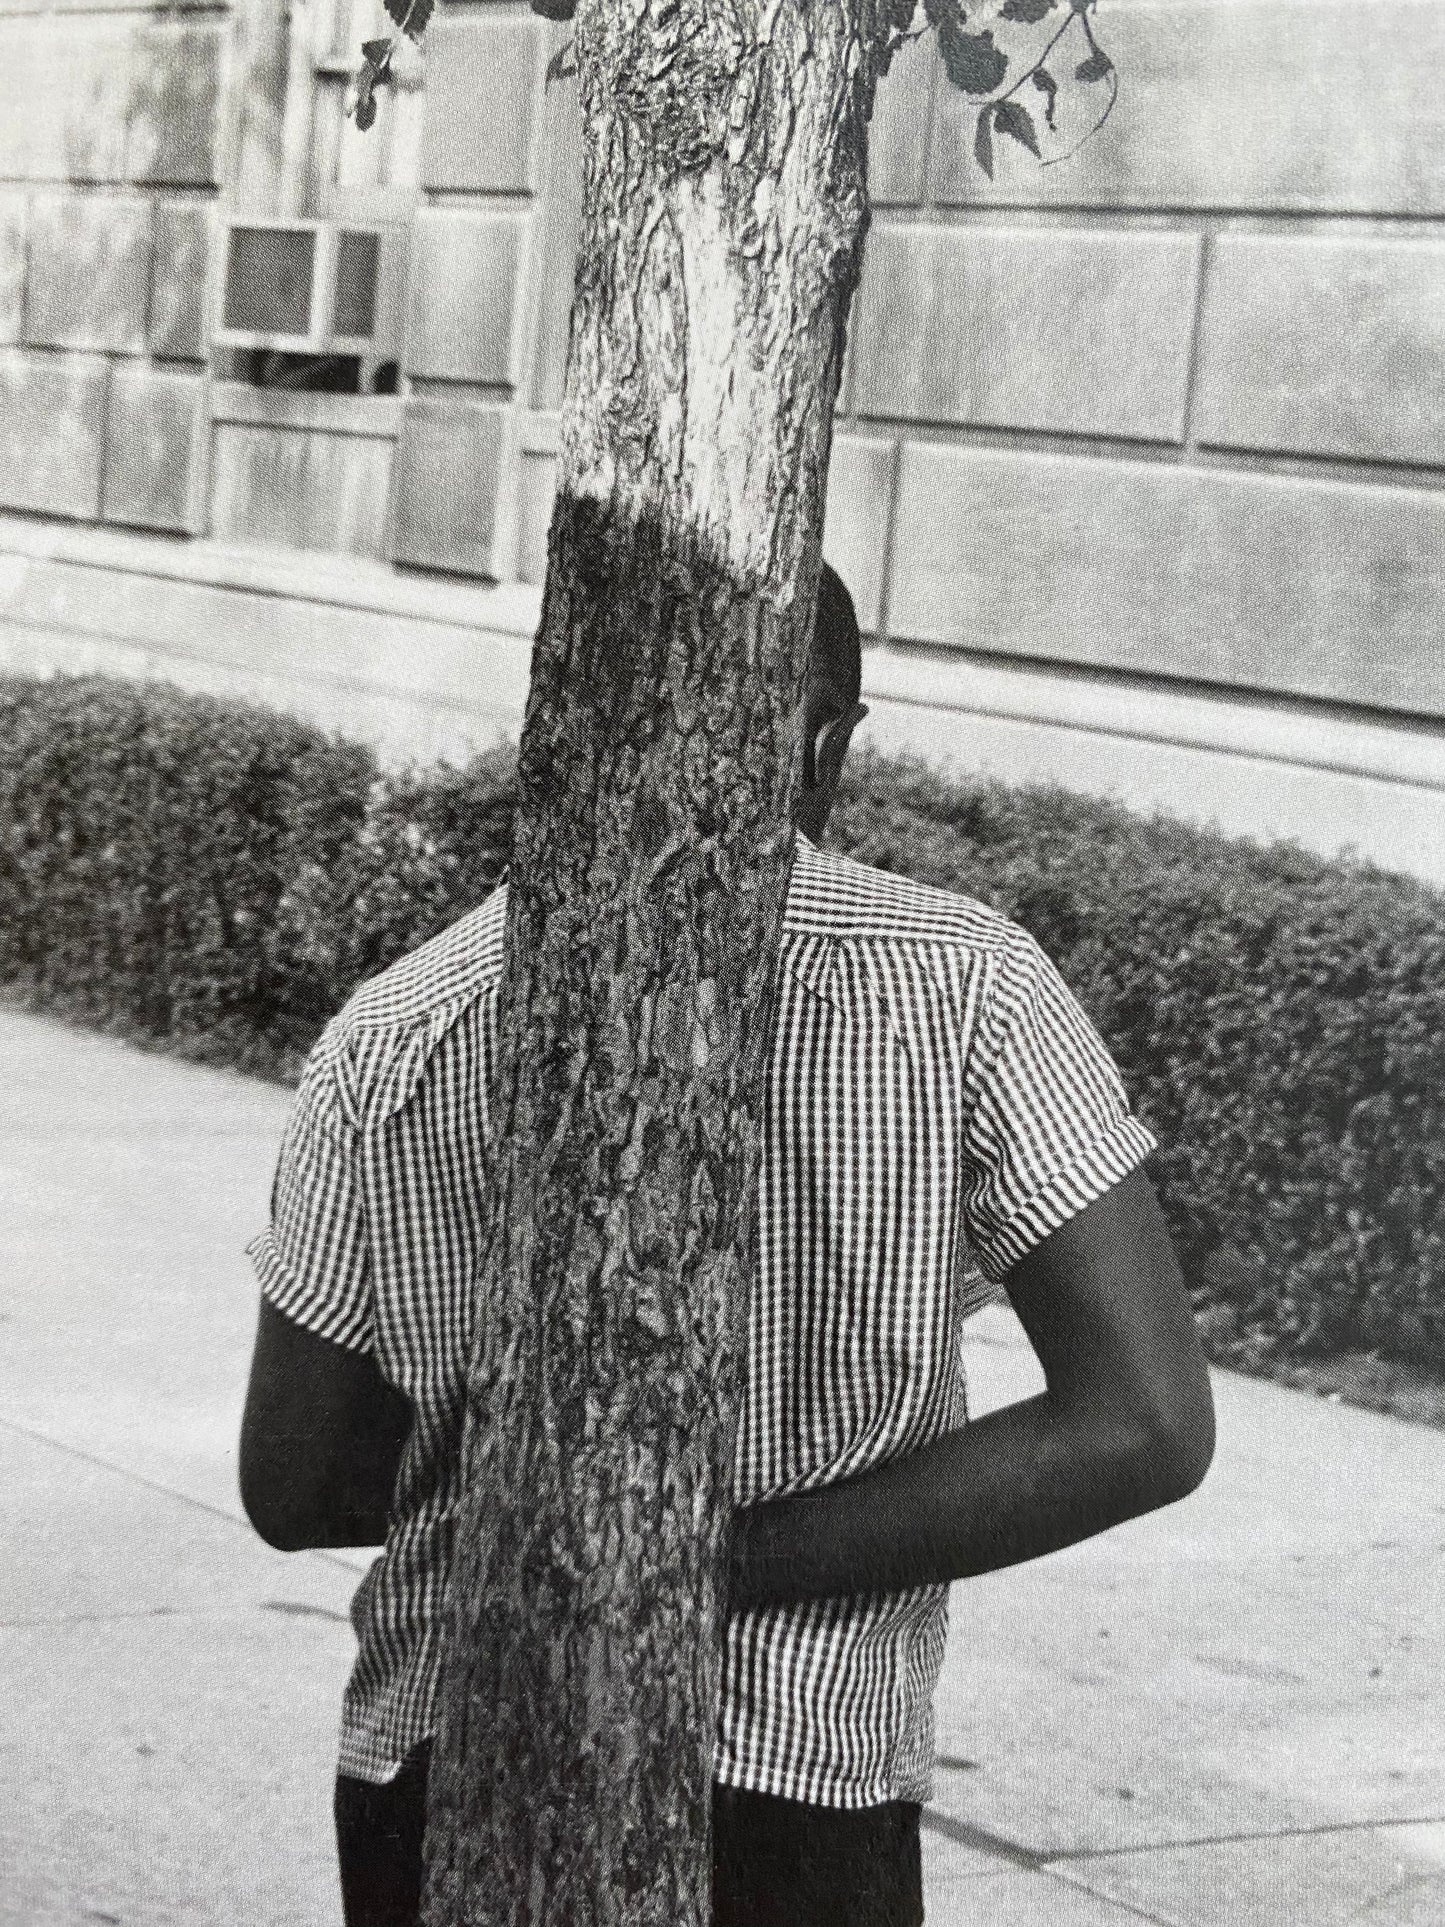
(1000, 0, 1058, 21)
(381, 0, 432, 43)
(939, 24, 1009, 95)
(974, 105, 995, 179)
(1076, 47, 1114, 81)
(545, 38, 577, 87)
(1031, 64, 1059, 129)
(349, 39, 393, 132)
(993, 98, 1041, 157)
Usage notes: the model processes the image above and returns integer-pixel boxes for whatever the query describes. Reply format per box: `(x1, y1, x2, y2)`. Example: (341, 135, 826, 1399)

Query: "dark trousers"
(335, 1745, 923, 1927)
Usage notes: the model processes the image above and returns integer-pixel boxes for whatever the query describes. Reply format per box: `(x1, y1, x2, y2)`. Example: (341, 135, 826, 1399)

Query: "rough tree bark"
(422, 5, 904, 1923)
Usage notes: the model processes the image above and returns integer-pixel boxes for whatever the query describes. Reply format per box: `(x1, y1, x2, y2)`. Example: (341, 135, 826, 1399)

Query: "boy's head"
(796, 562, 867, 842)
(811, 561, 862, 713)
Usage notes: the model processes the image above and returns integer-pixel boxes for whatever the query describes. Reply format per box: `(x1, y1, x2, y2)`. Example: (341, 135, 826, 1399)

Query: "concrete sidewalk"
(2, 1005, 1442, 1926)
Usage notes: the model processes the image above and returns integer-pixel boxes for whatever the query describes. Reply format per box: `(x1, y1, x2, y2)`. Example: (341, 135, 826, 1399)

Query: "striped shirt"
(249, 835, 1155, 1804)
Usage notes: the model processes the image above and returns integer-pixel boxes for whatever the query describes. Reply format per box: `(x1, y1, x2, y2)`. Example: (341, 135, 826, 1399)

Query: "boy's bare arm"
(239, 1300, 413, 1550)
(240, 1166, 1213, 1583)
(729, 1167, 1215, 1610)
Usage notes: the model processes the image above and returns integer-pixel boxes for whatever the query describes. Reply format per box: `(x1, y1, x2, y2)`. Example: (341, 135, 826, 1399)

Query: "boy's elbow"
(1138, 1365, 1216, 1504)
(239, 1439, 324, 1551)
(247, 1506, 313, 1553)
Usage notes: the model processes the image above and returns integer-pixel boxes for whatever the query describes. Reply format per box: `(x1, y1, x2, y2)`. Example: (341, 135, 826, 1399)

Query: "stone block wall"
(0, 0, 222, 534)
(1, 0, 1443, 878)
(388, 6, 551, 578)
(838, 0, 1445, 745)
(489, 1, 1445, 756)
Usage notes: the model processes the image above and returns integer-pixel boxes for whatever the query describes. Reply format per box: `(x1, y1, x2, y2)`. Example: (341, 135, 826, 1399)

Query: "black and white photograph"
(2, 1, 1443, 1922)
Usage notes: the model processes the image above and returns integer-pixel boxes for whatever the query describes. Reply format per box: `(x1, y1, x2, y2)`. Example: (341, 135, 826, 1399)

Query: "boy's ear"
(815, 702, 868, 792)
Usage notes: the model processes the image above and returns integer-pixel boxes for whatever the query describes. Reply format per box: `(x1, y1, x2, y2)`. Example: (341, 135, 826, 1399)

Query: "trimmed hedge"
(826, 766, 1445, 1376)
(0, 676, 514, 1078)
(4, 672, 1444, 1376)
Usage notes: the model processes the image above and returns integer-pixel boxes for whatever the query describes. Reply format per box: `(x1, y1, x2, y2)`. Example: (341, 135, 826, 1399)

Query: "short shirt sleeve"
(246, 1028, 373, 1353)
(960, 930, 1157, 1283)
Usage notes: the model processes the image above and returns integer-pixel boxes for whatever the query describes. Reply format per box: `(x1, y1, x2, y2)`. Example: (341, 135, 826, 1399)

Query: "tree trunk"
(423, 6, 900, 1923)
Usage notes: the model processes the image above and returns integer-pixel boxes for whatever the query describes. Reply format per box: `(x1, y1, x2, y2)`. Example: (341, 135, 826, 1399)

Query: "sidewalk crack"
(0, 1606, 182, 1629)
(918, 1819, 1178, 1927)
(0, 1414, 365, 1578)
(921, 1806, 1445, 1884)
(1341, 1870, 1441, 1923)
(1045, 1813, 1445, 1865)
(920, 1808, 1043, 1871)
(1045, 1865, 1179, 1926)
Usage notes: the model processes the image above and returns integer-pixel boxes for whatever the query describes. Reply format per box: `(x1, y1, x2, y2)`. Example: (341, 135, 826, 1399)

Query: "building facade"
(2, 0, 1444, 879)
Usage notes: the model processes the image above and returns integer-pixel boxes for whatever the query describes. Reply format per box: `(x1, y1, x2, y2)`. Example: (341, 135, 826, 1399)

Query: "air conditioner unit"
(214, 218, 409, 378)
